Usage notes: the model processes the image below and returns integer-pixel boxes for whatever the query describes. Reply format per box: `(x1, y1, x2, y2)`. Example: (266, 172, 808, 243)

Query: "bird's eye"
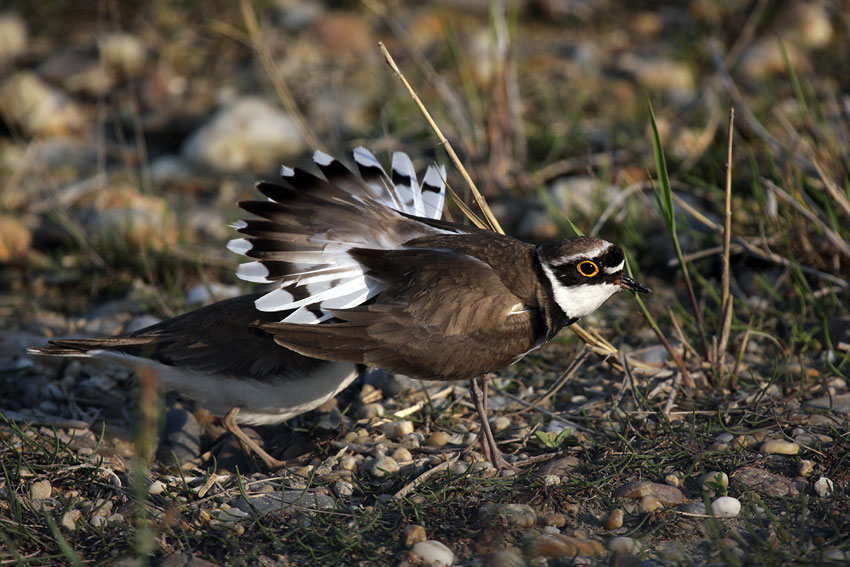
(577, 260, 599, 277)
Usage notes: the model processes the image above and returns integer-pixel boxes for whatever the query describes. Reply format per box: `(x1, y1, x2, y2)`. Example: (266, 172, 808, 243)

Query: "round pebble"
(814, 477, 834, 498)
(761, 439, 800, 455)
(30, 479, 52, 500)
(334, 480, 354, 497)
(426, 431, 451, 448)
(478, 502, 536, 529)
(61, 509, 80, 531)
(603, 508, 624, 530)
(403, 524, 427, 547)
(711, 496, 741, 518)
(368, 456, 399, 478)
(148, 480, 166, 496)
(544, 513, 566, 527)
(489, 549, 524, 567)
(664, 473, 681, 487)
(490, 415, 511, 433)
(339, 456, 358, 471)
(798, 460, 815, 478)
(716, 432, 734, 444)
(391, 447, 413, 463)
(608, 536, 641, 555)
(357, 403, 385, 419)
(382, 420, 414, 439)
(640, 495, 661, 512)
(412, 540, 454, 566)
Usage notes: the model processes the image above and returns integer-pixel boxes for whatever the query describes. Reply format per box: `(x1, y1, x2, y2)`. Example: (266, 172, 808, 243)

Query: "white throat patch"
(538, 257, 620, 319)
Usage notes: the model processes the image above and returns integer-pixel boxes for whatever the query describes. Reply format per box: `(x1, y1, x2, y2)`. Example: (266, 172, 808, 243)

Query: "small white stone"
(382, 420, 414, 439)
(30, 479, 52, 500)
(608, 535, 641, 555)
(490, 415, 511, 433)
(334, 480, 354, 498)
(711, 496, 741, 518)
(542, 474, 561, 487)
(391, 447, 413, 463)
(814, 477, 834, 498)
(411, 540, 454, 566)
(61, 509, 80, 531)
(148, 480, 166, 496)
(90, 515, 108, 528)
(369, 456, 399, 478)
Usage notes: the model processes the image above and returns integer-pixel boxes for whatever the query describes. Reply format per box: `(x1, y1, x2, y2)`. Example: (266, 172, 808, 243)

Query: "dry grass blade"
(671, 191, 848, 288)
(718, 108, 735, 380)
(240, 0, 322, 151)
(378, 41, 504, 235)
(812, 158, 850, 220)
(762, 178, 850, 261)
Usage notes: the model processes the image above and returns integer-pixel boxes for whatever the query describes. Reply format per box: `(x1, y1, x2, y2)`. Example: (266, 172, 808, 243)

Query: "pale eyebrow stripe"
(604, 260, 625, 274)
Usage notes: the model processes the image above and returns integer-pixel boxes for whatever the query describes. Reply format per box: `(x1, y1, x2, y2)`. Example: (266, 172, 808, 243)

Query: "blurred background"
(1, 0, 847, 318)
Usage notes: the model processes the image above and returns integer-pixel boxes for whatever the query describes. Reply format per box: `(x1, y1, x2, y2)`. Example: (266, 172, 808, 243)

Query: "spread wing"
(261, 248, 539, 381)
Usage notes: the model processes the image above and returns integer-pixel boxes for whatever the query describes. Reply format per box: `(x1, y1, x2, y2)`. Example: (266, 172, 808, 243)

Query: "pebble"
(733, 467, 799, 497)
(699, 471, 729, 492)
(603, 508, 623, 530)
(0, 13, 27, 65)
(148, 480, 166, 496)
(0, 72, 85, 137)
(544, 513, 566, 527)
(98, 32, 146, 76)
(157, 408, 201, 469)
(760, 440, 800, 455)
(798, 460, 815, 478)
(333, 480, 354, 498)
(679, 502, 706, 515)
(403, 524, 427, 547)
(478, 503, 537, 529)
(0, 214, 31, 261)
(383, 420, 414, 440)
(640, 495, 661, 513)
(61, 509, 81, 531)
(181, 96, 305, 172)
(532, 533, 606, 559)
(449, 461, 470, 475)
(488, 549, 524, 567)
(339, 456, 358, 471)
(814, 477, 834, 498)
(30, 479, 52, 500)
(711, 496, 741, 518)
(426, 431, 451, 448)
(368, 456, 399, 478)
(537, 455, 580, 477)
(664, 473, 681, 487)
(608, 536, 641, 555)
(542, 475, 560, 487)
(490, 415, 511, 433)
(716, 432, 735, 444)
(391, 447, 413, 463)
(411, 540, 454, 566)
(357, 402, 385, 419)
(613, 481, 687, 506)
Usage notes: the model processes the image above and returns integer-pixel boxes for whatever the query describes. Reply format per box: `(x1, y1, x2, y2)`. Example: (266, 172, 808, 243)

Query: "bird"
(27, 148, 447, 470)
(29, 146, 650, 471)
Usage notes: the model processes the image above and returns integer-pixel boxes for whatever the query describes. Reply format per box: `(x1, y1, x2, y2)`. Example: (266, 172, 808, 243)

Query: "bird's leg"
(222, 406, 288, 470)
(469, 376, 516, 472)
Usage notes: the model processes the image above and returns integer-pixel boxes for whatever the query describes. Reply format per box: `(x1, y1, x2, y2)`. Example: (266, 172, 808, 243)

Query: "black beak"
(616, 275, 652, 294)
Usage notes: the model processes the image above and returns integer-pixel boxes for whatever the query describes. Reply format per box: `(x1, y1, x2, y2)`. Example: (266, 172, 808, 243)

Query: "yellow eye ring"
(577, 260, 599, 277)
